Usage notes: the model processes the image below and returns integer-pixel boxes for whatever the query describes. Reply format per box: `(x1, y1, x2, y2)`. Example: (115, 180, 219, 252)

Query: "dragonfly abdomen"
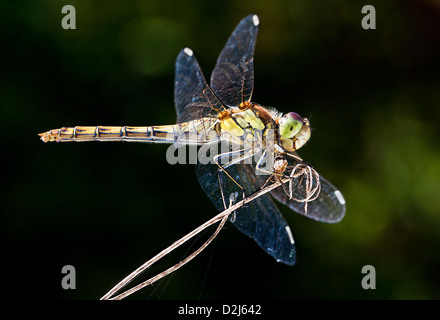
(39, 126, 158, 143)
(39, 119, 220, 144)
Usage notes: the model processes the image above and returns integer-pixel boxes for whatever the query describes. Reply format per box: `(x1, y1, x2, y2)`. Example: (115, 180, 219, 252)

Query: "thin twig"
(110, 215, 228, 300)
(100, 177, 289, 300)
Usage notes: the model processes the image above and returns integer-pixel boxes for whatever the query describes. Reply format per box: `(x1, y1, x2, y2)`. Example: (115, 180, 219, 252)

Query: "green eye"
(279, 112, 303, 139)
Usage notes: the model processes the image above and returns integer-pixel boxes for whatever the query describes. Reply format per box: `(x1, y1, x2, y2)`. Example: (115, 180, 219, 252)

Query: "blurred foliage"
(1, 0, 440, 300)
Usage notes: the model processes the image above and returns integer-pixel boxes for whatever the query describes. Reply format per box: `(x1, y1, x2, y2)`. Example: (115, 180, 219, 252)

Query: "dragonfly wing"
(195, 149, 296, 265)
(174, 48, 225, 123)
(270, 156, 346, 223)
(210, 15, 259, 107)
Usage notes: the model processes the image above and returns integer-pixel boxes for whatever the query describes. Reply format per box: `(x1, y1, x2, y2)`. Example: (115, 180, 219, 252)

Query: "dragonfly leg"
(255, 150, 272, 176)
(256, 150, 292, 197)
(216, 169, 228, 210)
(284, 151, 315, 169)
(213, 149, 253, 210)
(255, 149, 287, 178)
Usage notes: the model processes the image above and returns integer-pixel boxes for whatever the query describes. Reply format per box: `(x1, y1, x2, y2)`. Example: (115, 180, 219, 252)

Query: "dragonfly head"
(278, 112, 311, 151)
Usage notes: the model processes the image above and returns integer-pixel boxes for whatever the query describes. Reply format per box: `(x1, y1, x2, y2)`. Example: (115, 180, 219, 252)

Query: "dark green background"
(2, 0, 440, 299)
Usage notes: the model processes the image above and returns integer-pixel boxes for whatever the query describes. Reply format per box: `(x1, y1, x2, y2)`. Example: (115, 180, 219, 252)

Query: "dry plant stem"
(110, 216, 228, 300)
(100, 177, 292, 300)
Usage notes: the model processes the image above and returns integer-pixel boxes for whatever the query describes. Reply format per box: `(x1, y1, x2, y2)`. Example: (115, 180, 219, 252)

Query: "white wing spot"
(252, 15, 260, 26)
(334, 190, 346, 205)
(183, 47, 193, 57)
(285, 226, 294, 244)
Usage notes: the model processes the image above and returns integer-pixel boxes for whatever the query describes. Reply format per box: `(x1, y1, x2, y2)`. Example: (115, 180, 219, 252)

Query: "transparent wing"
(195, 145, 296, 265)
(210, 14, 259, 107)
(270, 155, 346, 223)
(174, 48, 226, 123)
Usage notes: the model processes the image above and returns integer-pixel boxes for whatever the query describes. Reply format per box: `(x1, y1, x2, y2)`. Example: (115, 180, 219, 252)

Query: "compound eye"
(279, 112, 303, 139)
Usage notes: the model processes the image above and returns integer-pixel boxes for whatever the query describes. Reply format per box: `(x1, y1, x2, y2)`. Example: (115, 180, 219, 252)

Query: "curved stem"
(100, 178, 287, 300)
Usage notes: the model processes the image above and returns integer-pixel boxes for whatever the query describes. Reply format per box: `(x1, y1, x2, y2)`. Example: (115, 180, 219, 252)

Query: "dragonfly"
(39, 14, 345, 265)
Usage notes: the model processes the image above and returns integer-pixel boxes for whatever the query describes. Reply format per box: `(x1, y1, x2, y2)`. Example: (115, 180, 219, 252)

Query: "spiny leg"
(256, 150, 275, 189)
(256, 150, 291, 195)
(213, 149, 253, 210)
